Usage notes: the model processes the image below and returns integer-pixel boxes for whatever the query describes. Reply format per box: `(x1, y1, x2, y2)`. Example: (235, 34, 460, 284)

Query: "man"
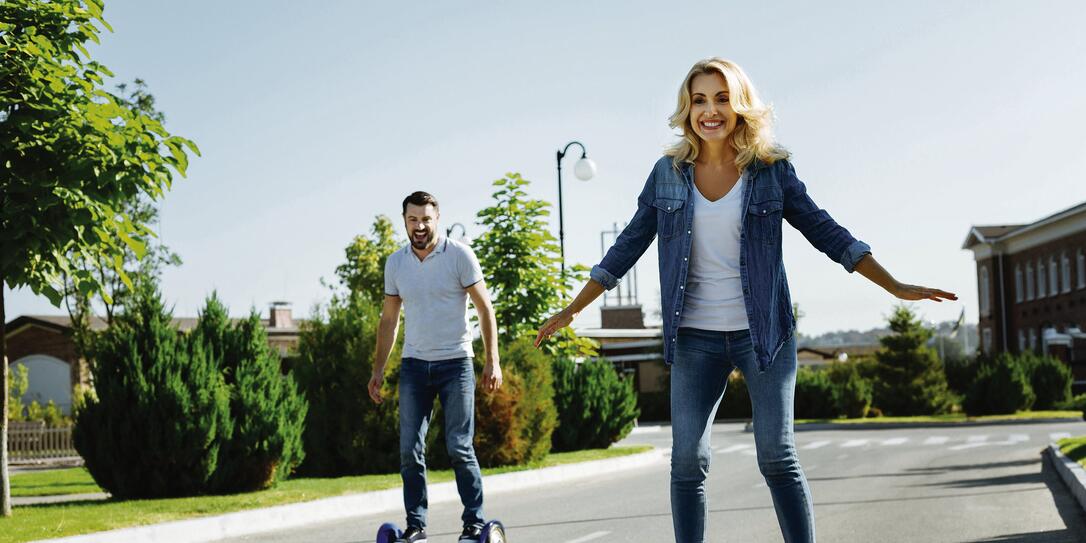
(368, 191, 502, 543)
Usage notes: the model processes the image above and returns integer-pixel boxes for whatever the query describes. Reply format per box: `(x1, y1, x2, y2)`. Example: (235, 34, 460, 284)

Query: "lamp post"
(556, 141, 596, 276)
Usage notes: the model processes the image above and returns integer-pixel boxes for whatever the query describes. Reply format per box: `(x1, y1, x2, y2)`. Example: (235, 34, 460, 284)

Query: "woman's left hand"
(892, 283, 958, 302)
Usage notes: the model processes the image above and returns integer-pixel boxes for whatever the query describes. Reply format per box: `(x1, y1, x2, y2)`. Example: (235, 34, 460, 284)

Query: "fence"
(7, 421, 80, 463)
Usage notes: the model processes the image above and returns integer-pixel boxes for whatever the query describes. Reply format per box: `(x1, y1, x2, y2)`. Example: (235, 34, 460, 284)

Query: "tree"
(472, 173, 595, 358)
(1, 0, 197, 515)
(870, 306, 954, 416)
(334, 215, 401, 305)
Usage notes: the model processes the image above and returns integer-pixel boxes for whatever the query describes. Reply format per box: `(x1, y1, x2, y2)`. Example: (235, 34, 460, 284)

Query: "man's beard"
(410, 229, 434, 250)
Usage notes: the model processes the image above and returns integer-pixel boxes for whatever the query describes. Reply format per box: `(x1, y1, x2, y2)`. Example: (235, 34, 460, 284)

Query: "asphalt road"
(216, 421, 1086, 543)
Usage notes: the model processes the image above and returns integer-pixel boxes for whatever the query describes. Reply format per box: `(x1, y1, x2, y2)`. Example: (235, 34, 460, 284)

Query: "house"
(797, 344, 882, 367)
(962, 200, 1086, 388)
(4, 302, 302, 415)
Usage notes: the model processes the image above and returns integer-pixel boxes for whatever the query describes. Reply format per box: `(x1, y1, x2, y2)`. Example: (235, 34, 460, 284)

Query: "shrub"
(74, 285, 232, 498)
(1024, 354, 1071, 410)
(826, 362, 873, 419)
(191, 295, 308, 492)
(794, 367, 838, 419)
(552, 357, 640, 452)
(963, 355, 1035, 415)
(293, 294, 402, 476)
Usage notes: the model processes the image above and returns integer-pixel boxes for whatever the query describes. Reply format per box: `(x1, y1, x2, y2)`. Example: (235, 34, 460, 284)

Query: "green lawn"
(0, 445, 652, 543)
(1057, 436, 1086, 470)
(796, 410, 1081, 425)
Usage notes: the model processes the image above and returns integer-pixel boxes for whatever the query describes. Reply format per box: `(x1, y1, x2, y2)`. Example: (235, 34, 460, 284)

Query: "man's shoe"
(458, 523, 483, 542)
(398, 526, 427, 543)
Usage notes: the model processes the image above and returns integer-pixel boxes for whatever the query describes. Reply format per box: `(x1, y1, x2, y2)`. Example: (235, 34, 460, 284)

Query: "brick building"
(4, 302, 302, 414)
(962, 201, 1086, 386)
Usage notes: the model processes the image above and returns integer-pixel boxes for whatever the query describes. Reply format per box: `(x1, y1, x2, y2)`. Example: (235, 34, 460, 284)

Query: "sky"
(6, 1, 1086, 336)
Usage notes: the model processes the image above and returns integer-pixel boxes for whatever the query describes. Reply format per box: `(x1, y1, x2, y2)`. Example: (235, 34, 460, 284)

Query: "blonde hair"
(665, 58, 789, 170)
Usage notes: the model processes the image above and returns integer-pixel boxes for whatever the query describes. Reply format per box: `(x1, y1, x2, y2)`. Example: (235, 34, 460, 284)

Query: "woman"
(534, 58, 956, 543)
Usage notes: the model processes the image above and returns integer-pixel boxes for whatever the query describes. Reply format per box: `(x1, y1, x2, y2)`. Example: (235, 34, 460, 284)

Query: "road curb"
(1045, 443, 1086, 514)
(31, 448, 665, 543)
(746, 417, 1082, 432)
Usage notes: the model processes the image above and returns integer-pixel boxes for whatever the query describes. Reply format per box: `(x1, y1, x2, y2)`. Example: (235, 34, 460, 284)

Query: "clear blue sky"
(7, 1, 1086, 336)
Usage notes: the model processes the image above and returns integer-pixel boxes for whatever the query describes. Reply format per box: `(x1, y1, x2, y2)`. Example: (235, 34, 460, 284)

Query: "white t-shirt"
(678, 172, 750, 332)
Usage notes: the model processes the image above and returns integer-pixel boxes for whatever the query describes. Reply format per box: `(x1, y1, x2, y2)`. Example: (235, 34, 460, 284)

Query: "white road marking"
(718, 444, 753, 454)
(966, 435, 989, 443)
(841, 439, 869, 448)
(880, 437, 909, 446)
(567, 531, 610, 543)
(923, 436, 949, 445)
(1050, 432, 1072, 441)
(801, 440, 832, 450)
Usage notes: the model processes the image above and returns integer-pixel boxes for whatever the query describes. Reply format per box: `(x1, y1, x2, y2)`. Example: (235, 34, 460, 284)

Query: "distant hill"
(799, 321, 978, 356)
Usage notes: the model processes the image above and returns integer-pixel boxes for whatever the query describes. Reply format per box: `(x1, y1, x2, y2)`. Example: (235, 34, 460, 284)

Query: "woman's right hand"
(535, 308, 576, 348)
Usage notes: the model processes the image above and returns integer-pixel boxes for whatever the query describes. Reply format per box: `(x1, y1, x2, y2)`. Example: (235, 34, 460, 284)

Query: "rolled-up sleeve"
(780, 160, 871, 274)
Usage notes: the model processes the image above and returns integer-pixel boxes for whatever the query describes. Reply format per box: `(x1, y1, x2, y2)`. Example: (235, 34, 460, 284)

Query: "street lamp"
(556, 141, 596, 275)
(446, 222, 468, 242)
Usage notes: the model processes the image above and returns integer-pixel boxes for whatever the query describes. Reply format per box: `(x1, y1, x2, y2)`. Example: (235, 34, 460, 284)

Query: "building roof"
(962, 200, 1086, 249)
(6, 314, 303, 335)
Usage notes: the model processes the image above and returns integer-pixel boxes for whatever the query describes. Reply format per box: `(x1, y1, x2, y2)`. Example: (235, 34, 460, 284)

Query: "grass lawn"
(0, 445, 652, 543)
(1057, 436, 1086, 470)
(795, 410, 1082, 425)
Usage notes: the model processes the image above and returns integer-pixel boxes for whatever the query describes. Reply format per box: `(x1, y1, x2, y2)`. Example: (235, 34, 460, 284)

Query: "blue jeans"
(671, 328, 815, 543)
(399, 357, 484, 529)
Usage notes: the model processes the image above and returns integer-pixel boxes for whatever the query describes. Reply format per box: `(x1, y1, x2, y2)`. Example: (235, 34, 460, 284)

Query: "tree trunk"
(2, 279, 12, 516)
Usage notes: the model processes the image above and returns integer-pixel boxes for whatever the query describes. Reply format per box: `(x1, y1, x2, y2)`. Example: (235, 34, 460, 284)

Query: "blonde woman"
(535, 58, 955, 542)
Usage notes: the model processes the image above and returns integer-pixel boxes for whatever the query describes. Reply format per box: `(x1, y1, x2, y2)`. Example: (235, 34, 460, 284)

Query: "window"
(1062, 251, 1071, 293)
(1015, 264, 1023, 303)
(1018, 329, 1026, 352)
(1050, 256, 1059, 297)
(1029, 329, 1037, 351)
(1027, 262, 1035, 300)
(979, 266, 990, 316)
(982, 328, 992, 353)
(1038, 259, 1046, 298)
(1079, 249, 1085, 289)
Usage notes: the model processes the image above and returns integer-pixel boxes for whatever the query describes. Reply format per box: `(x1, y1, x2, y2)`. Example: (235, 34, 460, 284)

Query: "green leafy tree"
(870, 306, 954, 416)
(334, 215, 401, 305)
(5, 365, 29, 422)
(794, 367, 839, 419)
(472, 173, 596, 358)
(963, 354, 1035, 415)
(1022, 353, 1071, 410)
(1, 0, 197, 515)
(551, 358, 639, 452)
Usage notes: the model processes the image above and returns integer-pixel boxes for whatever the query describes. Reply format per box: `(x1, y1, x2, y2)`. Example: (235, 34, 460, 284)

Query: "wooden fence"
(7, 421, 79, 463)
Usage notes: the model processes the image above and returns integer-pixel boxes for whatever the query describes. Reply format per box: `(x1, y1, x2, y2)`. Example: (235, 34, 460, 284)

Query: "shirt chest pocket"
(746, 195, 783, 245)
(652, 197, 685, 240)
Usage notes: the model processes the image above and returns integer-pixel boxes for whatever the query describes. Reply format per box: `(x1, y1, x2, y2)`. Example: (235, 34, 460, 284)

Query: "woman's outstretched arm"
(534, 279, 607, 347)
(854, 254, 958, 302)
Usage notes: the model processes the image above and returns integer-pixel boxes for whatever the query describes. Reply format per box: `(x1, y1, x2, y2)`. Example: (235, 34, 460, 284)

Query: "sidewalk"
(30, 448, 665, 543)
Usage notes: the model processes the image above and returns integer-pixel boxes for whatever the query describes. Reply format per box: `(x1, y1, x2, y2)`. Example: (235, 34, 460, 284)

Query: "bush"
(191, 295, 308, 492)
(963, 355, 1035, 415)
(1024, 354, 1071, 410)
(429, 338, 558, 468)
(552, 357, 640, 452)
(717, 370, 752, 420)
(293, 295, 402, 476)
(794, 367, 838, 419)
(1057, 393, 1086, 412)
(826, 362, 873, 419)
(943, 355, 980, 396)
(74, 286, 232, 499)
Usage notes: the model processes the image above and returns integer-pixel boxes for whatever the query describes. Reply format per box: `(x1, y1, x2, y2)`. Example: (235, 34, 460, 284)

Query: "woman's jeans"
(399, 357, 484, 530)
(671, 328, 815, 543)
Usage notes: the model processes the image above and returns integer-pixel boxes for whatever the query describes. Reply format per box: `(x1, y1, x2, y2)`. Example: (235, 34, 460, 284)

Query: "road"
(216, 421, 1086, 543)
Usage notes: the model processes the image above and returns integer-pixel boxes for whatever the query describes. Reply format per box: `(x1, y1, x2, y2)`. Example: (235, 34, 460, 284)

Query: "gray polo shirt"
(384, 237, 484, 361)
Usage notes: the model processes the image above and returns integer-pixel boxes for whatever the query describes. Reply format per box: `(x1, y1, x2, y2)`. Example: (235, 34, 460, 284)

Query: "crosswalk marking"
(923, 436, 950, 445)
(1050, 432, 1072, 440)
(966, 435, 989, 443)
(717, 444, 753, 454)
(841, 439, 869, 448)
(802, 440, 832, 450)
(567, 531, 610, 543)
(880, 437, 909, 446)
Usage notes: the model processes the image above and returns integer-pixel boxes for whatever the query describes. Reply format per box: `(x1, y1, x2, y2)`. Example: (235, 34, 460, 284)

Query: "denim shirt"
(590, 156, 871, 373)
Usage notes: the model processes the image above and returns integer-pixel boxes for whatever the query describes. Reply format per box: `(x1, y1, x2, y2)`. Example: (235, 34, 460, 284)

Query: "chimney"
(269, 301, 293, 329)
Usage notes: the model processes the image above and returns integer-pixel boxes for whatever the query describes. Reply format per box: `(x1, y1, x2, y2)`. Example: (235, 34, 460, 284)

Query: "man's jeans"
(671, 328, 815, 543)
(399, 357, 484, 529)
